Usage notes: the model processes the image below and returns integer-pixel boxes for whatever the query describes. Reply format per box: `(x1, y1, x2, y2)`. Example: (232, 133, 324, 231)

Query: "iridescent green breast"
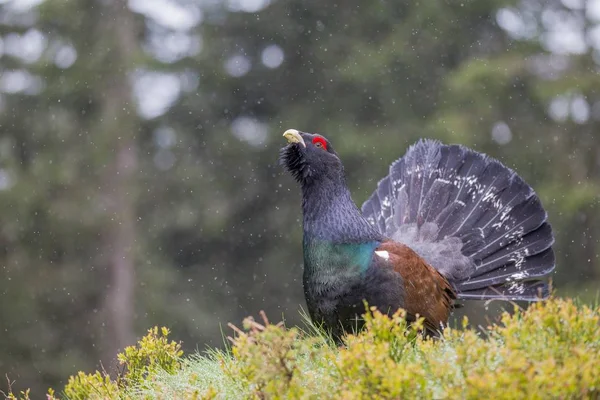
(303, 238, 380, 275)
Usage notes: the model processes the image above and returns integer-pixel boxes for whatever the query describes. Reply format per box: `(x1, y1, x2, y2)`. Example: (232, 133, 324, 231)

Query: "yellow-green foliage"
(62, 371, 120, 400)
(335, 307, 430, 399)
(225, 312, 335, 399)
(2, 388, 31, 400)
(5, 298, 599, 399)
(335, 299, 600, 399)
(118, 327, 184, 385)
(55, 327, 183, 400)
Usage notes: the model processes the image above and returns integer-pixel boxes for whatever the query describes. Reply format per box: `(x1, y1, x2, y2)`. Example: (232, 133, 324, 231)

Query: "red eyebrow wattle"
(312, 136, 327, 150)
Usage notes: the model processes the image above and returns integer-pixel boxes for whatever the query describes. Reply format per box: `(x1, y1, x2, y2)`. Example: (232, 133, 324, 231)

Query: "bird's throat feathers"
(301, 175, 382, 244)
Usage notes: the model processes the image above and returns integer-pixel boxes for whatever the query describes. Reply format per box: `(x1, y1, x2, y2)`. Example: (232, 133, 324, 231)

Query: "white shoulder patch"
(375, 250, 389, 260)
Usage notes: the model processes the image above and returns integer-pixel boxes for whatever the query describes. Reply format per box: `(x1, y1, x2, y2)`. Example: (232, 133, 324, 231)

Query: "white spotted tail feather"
(361, 139, 555, 301)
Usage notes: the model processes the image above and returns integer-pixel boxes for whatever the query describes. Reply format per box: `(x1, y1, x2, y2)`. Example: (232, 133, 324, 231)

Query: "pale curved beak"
(283, 129, 306, 147)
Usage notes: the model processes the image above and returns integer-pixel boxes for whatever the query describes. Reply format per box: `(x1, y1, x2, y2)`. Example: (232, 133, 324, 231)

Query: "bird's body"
(280, 130, 555, 338)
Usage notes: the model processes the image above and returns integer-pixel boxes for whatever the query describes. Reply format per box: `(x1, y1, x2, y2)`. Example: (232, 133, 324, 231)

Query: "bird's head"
(279, 129, 343, 185)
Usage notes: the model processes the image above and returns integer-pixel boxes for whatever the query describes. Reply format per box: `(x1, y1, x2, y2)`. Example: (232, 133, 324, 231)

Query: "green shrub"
(62, 371, 120, 400)
(4, 298, 599, 399)
(224, 311, 336, 399)
(117, 326, 183, 386)
(334, 299, 600, 399)
(55, 327, 182, 399)
(210, 298, 600, 399)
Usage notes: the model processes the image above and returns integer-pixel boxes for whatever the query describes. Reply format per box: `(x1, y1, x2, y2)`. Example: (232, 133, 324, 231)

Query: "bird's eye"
(312, 136, 328, 150)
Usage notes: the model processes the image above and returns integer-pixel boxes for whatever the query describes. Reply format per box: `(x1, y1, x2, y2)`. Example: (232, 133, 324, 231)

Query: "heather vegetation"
(5, 298, 598, 399)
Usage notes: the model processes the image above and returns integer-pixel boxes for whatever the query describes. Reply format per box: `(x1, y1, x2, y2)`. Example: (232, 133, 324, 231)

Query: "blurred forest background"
(1, 0, 600, 395)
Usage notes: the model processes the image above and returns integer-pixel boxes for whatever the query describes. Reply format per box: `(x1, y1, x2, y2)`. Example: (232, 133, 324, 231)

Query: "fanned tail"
(362, 139, 555, 301)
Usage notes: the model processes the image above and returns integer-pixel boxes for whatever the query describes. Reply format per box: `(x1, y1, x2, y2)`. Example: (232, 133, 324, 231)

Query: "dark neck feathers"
(301, 174, 383, 244)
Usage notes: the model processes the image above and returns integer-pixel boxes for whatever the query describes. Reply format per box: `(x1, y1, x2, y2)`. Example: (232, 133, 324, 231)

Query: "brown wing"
(377, 241, 457, 331)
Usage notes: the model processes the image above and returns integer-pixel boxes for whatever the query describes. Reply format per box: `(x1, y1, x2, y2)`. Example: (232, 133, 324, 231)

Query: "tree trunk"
(98, 0, 139, 364)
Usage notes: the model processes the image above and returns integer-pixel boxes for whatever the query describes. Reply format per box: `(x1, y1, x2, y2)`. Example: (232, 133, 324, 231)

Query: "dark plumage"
(280, 129, 555, 339)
